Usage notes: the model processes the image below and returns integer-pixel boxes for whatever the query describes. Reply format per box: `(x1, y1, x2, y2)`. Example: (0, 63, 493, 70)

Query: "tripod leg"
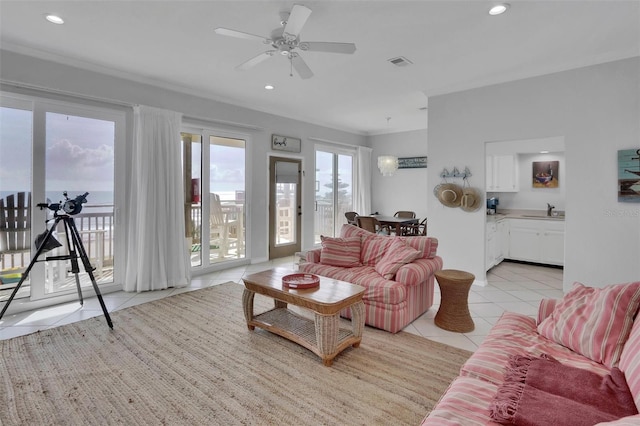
(61, 219, 84, 306)
(67, 218, 113, 330)
(0, 217, 63, 320)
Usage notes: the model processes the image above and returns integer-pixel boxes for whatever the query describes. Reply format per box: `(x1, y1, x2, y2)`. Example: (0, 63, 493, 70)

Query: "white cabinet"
(486, 222, 497, 271)
(507, 219, 565, 266)
(540, 226, 565, 265)
(486, 154, 519, 192)
(486, 218, 508, 271)
(496, 219, 508, 262)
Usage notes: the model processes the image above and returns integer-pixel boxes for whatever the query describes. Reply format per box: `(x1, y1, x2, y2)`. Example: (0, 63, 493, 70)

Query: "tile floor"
(0, 258, 564, 351)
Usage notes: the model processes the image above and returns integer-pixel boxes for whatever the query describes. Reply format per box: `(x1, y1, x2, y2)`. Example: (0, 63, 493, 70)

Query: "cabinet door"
(495, 155, 518, 191)
(486, 156, 495, 191)
(509, 223, 540, 262)
(486, 223, 496, 271)
(540, 223, 565, 266)
(495, 219, 507, 262)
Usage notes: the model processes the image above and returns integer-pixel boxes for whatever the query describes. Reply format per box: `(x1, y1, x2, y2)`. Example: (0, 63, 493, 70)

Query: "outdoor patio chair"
(0, 192, 31, 271)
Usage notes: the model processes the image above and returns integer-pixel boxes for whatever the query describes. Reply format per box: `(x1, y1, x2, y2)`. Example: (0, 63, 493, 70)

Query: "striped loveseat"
(299, 224, 442, 333)
(423, 281, 640, 425)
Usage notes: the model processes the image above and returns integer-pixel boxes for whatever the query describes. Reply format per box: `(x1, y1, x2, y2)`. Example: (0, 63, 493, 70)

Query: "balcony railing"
(0, 205, 114, 273)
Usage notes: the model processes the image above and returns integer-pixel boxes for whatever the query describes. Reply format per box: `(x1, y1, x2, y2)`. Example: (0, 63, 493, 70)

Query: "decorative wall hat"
(437, 183, 463, 208)
(460, 186, 482, 212)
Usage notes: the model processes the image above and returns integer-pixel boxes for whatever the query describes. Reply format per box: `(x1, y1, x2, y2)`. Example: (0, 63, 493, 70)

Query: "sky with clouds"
(0, 107, 115, 197)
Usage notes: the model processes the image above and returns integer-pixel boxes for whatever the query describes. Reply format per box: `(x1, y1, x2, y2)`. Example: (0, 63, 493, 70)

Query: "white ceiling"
(1, 1, 639, 135)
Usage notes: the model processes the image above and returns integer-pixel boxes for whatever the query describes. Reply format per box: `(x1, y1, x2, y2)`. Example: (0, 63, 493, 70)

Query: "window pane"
(337, 154, 354, 231)
(209, 136, 245, 263)
(182, 133, 202, 267)
(0, 106, 33, 300)
(44, 112, 115, 294)
(314, 150, 354, 243)
(314, 151, 334, 243)
(274, 160, 297, 246)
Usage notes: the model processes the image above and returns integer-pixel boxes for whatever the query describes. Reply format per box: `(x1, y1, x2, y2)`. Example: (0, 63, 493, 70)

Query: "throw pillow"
(319, 236, 362, 267)
(360, 234, 394, 266)
(374, 238, 421, 279)
(537, 281, 640, 367)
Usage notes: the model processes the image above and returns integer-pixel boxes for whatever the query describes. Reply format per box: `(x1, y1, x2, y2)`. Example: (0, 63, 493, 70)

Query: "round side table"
(434, 269, 475, 333)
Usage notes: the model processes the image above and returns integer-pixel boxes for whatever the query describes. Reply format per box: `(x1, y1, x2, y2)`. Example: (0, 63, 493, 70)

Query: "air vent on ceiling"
(387, 56, 413, 67)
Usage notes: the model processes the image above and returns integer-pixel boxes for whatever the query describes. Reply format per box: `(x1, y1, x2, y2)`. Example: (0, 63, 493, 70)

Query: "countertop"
(486, 209, 565, 223)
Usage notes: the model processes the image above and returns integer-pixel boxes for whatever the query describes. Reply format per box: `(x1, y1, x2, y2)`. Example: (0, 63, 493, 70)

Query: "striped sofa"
(423, 281, 640, 425)
(299, 224, 442, 333)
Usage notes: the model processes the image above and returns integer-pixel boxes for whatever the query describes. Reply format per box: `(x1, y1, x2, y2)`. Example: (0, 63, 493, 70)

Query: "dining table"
(372, 215, 419, 235)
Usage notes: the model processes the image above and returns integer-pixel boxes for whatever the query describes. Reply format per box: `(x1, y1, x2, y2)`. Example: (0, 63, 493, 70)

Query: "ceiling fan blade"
(236, 51, 276, 71)
(214, 27, 271, 44)
(299, 42, 356, 54)
(291, 54, 313, 79)
(283, 4, 312, 40)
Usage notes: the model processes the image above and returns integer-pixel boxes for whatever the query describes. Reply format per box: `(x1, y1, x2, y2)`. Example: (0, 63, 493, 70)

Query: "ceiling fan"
(214, 4, 356, 79)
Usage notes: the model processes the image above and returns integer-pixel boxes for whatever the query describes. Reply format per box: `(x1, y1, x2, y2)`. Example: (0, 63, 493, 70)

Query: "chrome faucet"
(547, 203, 555, 217)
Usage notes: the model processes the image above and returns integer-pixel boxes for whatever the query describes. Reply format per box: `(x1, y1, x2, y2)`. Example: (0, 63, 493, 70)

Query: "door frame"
(268, 155, 302, 259)
(181, 124, 252, 272)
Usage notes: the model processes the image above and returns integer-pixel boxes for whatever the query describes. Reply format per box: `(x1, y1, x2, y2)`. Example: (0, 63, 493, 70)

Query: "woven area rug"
(1, 282, 472, 425)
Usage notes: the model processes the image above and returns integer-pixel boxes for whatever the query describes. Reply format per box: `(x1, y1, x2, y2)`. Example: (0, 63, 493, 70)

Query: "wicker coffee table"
(242, 268, 365, 366)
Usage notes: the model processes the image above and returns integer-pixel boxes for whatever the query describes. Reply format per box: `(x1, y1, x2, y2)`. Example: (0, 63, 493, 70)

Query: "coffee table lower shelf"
(248, 306, 362, 366)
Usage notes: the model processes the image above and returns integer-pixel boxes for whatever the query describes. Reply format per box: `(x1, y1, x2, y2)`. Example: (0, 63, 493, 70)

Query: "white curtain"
(124, 105, 190, 292)
(354, 146, 372, 216)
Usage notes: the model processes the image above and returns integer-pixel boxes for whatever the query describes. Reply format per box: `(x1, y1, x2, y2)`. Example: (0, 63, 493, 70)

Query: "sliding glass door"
(182, 129, 247, 270)
(314, 148, 354, 242)
(0, 93, 124, 302)
(0, 100, 33, 301)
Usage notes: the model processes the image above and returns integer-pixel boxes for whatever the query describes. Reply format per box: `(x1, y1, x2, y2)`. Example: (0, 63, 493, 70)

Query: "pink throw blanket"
(490, 354, 638, 426)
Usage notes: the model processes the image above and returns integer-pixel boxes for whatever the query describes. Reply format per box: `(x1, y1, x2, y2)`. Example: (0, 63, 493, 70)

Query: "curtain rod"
(307, 136, 366, 149)
(182, 115, 264, 132)
(1, 80, 132, 108)
(2, 80, 264, 132)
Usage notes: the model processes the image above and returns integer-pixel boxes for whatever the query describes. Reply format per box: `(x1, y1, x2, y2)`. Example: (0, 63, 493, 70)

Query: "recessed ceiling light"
(489, 4, 509, 16)
(540, 150, 550, 154)
(45, 14, 65, 24)
(265, 85, 274, 90)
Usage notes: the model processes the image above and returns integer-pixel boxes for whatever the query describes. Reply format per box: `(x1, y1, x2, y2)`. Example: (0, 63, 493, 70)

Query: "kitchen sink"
(520, 214, 564, 219)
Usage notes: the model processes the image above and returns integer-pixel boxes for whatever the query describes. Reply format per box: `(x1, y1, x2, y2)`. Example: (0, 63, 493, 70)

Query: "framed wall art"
(398, 156, 427, 169)
(271, 134, 301, 153)
(618, 148, 640, 202)
(532, 161, 559, 188)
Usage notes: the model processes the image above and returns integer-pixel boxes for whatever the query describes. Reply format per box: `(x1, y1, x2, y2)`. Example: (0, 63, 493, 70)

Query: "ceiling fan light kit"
(215, 4, 356, 79)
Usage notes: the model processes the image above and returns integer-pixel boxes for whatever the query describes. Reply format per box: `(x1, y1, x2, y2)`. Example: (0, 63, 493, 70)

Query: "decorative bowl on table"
(282, 273, 320, 289)
(535, 174, 553, 184)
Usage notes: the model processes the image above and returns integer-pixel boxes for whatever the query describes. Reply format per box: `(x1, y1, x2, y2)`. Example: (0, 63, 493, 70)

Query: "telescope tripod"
(0, 214, 113, 329)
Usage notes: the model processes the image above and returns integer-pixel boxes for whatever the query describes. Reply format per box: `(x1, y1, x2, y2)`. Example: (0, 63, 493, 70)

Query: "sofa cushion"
(537, 298, 557, 324)
(360, 234, 394, 266)
(619, 315, 640, 412)
(399, 235, 438, 259)
(319, 236, 362, 267)
(395, 257, 443, 286)
(462, 311, 610, 385)
(374, 238, 421, 279)
(298, 262, 364, 283)
(537, 281, 640, 367)
(340, 223, 371, 238)
(421, 376, 502, 426)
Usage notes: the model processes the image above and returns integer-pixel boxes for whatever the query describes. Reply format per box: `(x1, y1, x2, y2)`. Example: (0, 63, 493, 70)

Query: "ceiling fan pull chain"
(290, 56, 293, 77)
